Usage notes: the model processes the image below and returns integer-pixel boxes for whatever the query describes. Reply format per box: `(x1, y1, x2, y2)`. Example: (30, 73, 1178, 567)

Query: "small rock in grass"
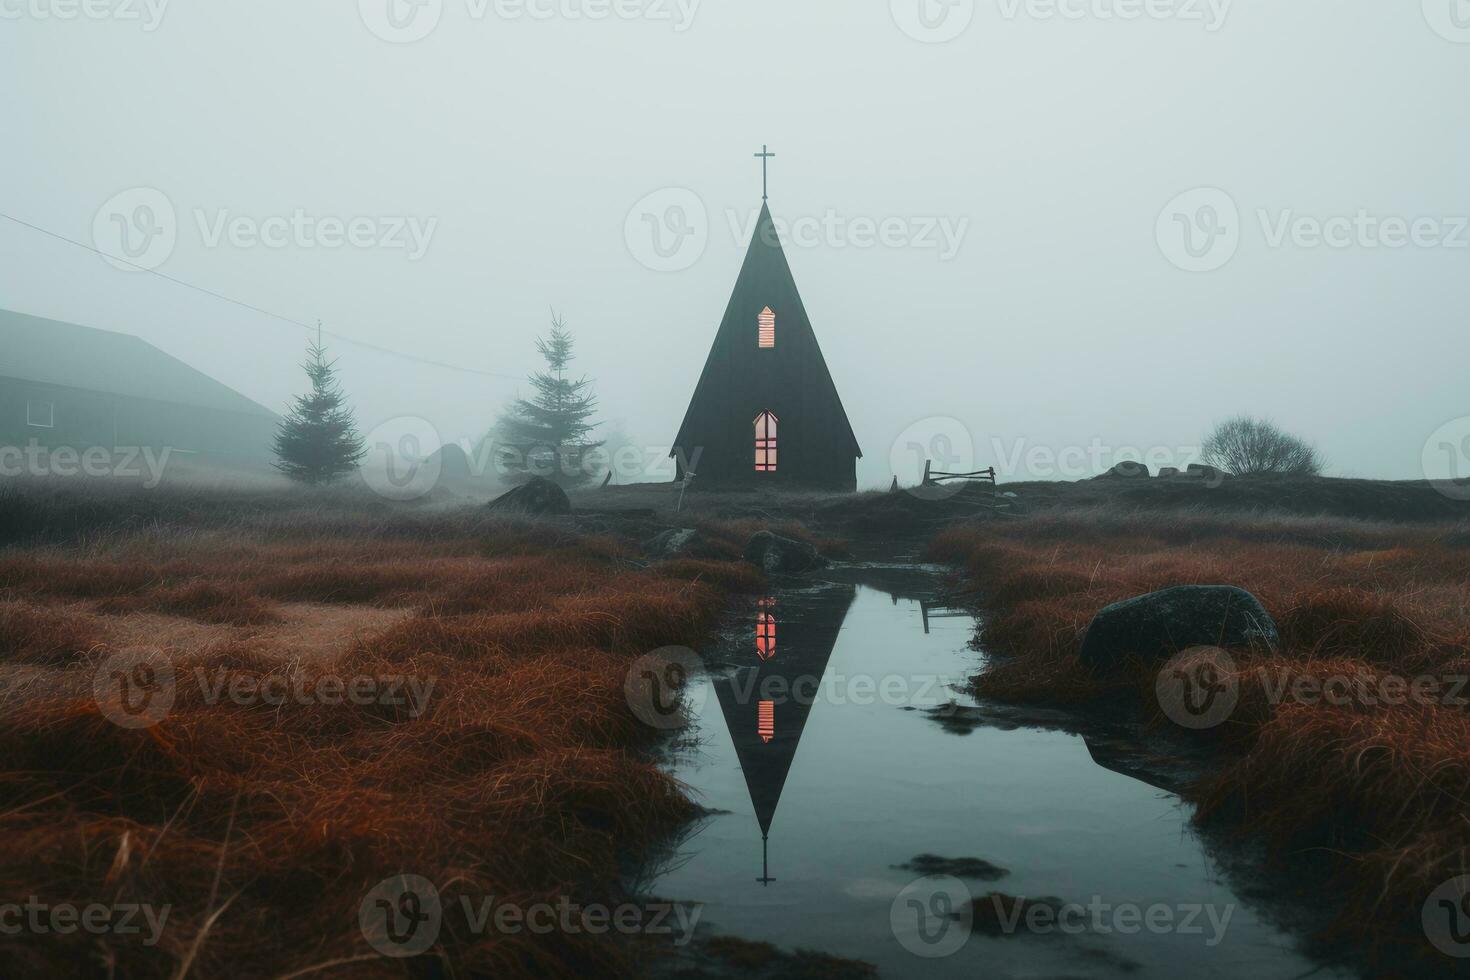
(742, 530, 827, 574)
(486, 477, 571, 516)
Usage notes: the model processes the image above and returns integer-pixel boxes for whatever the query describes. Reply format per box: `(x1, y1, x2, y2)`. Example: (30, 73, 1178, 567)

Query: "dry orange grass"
(0, 599, 105, 664)
(0, 500, 766, 979)
(695, 518, 850, 561)
(647, 558, 768, 594)
(927, 508, 1470, 966)
(95, 581, 282, 625)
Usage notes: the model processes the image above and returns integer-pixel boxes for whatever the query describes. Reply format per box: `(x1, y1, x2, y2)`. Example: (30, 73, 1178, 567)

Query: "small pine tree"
(490, 313, 603, 486)
(274, 340, 366, 485)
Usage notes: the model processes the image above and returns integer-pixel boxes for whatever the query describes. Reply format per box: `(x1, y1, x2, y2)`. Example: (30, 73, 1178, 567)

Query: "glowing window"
(758, 700, 775, 743)
(754, 411, 778, 472)
(756, 599, 776, 660)
(758, 307, 775, 348)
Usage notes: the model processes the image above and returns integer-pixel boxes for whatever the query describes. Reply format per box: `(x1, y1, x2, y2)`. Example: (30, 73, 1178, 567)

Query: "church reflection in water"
(692, 580, 1180, 891)
(701, 585, 857, 886)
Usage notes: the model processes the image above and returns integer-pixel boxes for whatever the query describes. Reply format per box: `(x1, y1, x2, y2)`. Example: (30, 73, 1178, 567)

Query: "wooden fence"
(921, 461, 997, 495)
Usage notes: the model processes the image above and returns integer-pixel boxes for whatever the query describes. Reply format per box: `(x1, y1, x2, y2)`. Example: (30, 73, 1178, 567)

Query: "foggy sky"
(3, 1, 1467, 488)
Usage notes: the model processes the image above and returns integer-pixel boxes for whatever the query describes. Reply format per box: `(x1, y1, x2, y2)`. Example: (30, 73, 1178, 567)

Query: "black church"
(671, 160, 862, 491)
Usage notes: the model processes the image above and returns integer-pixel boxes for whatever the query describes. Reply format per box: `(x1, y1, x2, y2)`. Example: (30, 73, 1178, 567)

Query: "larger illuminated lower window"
(754, 411, 778, 472)
(756, 599, 776, 660)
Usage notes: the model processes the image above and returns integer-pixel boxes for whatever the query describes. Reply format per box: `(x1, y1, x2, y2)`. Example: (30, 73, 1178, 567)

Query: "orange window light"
(754, 411, 778, 472)
(756, 611, 776, 660)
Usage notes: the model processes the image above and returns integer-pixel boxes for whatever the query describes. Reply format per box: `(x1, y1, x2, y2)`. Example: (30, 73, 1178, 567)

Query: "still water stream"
(643, 561, 1354, 979)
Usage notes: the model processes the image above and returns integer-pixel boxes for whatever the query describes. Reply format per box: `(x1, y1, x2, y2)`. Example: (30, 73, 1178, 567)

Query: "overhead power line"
(0, 210, 527, 382)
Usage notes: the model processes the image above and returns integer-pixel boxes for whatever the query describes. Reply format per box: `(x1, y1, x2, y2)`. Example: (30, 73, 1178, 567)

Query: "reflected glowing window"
(758, 700, 775, 743)
(758, 307, 775, 348)
(756, 600, 776, 660)
(754, 411, 778, 472)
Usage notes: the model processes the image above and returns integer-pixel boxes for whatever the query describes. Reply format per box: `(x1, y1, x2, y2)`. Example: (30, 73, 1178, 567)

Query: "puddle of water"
(644, 571, 1355, 979)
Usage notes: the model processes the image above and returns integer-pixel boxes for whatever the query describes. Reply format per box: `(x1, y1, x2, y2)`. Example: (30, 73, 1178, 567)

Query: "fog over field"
(3, 1, 1467, 488)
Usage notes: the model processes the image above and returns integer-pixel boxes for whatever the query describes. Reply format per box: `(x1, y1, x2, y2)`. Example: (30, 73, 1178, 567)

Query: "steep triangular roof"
(672, 202, 860, 457)
(708, 585, 856, 838)
(0, 308, 276, 418)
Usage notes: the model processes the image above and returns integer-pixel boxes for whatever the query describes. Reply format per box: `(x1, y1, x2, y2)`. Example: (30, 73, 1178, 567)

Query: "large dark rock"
(1079, 585, 1279, 672)
(743, 530, 828, 574)
(486, 477, 571, 516)
(1095, 461, 1151, 480)
(1185, 463, 1227, 483)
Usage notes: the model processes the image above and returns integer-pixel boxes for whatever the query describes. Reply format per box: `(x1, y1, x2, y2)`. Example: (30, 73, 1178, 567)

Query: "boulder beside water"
(743, 530, 828, 574)
(1079, 585, 1279, 672)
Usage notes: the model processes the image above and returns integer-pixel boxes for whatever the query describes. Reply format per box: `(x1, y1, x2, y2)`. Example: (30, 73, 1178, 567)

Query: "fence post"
(676, 472, 695, 512)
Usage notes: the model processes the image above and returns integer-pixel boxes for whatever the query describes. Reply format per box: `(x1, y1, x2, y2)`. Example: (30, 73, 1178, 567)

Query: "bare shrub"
(1201, 416, 1323, 476)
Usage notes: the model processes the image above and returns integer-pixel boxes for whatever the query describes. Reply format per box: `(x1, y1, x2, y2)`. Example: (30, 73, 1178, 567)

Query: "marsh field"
(1, 474, 1467, 978)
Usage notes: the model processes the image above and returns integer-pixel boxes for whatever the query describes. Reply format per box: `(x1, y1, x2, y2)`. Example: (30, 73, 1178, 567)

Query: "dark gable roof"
(0, 308, 276, 419)
(672, 202, 861, 457)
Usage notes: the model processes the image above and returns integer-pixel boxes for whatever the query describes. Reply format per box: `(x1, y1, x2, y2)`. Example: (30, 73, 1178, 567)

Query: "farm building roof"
(1, 308, 276, 418)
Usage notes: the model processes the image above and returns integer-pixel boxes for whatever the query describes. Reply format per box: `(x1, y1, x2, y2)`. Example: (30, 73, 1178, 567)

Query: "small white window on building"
(26, 400, 54, 428)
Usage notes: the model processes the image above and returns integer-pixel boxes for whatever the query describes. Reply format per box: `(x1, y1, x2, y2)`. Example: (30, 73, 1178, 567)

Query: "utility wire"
(0, 210, 527, 382)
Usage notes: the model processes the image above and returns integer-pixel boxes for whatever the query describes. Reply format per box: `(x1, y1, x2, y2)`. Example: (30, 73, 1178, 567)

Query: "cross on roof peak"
(754, 144, 775, 202)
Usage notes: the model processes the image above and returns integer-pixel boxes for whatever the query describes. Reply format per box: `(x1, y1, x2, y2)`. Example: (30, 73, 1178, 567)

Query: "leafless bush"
(1201, 416, 1323, 476)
